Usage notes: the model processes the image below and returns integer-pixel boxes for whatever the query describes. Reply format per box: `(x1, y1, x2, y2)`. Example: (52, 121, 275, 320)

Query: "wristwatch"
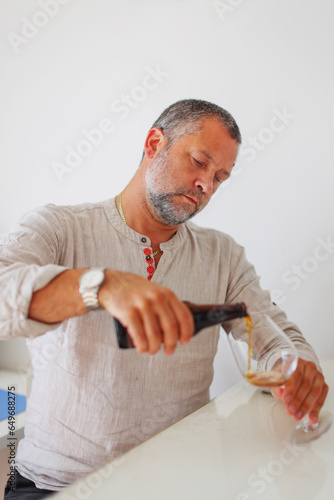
(79, 268, 105, 311)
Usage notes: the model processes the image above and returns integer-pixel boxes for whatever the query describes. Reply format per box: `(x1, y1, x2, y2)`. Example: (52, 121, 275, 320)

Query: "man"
(1, 99, 328, 498)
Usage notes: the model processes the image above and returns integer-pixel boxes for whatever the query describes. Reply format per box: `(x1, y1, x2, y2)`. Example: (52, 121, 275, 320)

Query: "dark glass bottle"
(114, 301, 248, 349)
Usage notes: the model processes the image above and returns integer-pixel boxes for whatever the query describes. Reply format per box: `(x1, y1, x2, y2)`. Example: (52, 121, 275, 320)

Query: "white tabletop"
(50, 359, 334, 500)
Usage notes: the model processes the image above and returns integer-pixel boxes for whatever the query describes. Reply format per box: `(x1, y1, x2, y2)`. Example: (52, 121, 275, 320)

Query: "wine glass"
(225, 312, 333, 444)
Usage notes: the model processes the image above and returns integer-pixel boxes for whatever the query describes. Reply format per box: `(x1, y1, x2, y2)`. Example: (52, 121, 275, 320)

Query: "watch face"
(81, 269, 104, 288)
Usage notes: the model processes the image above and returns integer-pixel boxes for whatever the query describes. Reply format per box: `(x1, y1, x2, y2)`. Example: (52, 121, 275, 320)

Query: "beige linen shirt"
(0, 198, 320, 491)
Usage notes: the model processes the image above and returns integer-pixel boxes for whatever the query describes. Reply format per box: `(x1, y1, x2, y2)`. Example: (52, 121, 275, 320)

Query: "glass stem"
(300, 412, 319, 433)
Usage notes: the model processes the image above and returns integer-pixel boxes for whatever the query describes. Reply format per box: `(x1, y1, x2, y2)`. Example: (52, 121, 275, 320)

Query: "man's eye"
(194, 158, 203, 166)
(215, 176, 222, 183)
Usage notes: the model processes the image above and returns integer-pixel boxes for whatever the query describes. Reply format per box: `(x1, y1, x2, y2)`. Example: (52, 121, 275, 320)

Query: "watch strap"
(79, 268, 105, 311)
(80, 289, 101, 310)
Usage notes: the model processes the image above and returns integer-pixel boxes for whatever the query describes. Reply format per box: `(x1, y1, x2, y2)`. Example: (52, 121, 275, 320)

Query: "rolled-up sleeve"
(0, 207, 68, 339)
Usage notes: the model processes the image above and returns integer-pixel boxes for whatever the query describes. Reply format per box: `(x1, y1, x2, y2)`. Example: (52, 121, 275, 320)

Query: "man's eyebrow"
(220, 169, 231, 178)
(199, 150, 214, 162)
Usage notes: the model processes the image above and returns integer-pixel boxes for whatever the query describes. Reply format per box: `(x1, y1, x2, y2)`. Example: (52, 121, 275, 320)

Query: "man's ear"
(143, 128, 166, 159)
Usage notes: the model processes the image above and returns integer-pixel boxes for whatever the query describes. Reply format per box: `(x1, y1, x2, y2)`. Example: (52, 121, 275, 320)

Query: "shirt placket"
(143, 247, 156, 280)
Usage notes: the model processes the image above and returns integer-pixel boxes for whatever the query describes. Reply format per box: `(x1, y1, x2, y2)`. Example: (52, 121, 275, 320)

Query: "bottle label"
(206, 309, 226, 323)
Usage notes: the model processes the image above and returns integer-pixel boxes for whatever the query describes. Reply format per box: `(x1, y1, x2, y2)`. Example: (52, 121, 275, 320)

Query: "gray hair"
(150, 99, 242, 148)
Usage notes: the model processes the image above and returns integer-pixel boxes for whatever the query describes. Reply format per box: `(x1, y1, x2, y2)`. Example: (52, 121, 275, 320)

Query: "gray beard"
(147, 190, 199, 225)
(145, 145, 205, 225)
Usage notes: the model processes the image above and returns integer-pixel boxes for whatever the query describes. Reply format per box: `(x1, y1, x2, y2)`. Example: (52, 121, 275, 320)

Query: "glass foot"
(289, 410, 333, 445)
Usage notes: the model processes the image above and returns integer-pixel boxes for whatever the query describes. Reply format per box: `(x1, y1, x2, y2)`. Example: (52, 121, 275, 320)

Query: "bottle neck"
(184, 302, 248, 333)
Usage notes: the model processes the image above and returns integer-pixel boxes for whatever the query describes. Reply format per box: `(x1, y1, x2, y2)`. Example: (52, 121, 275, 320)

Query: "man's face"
(145, 119, 239, 225)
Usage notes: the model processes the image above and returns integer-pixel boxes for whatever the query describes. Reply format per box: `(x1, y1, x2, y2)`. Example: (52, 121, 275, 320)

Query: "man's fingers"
(157, 303, 179, 356)
(281, 360, 328, 421)
(285, 370, 316, 418)
(170, 298, 194, 346)
(151, 293, 194, 355)
(127, 291, 192, 355)
(282, 361, 305, 405)
(103, 270, 195, 355)
(126, 311, 148, 353)
(308, 382, 329, 423)
(293, 370, 326, 420)
(142, 298, 176, 355)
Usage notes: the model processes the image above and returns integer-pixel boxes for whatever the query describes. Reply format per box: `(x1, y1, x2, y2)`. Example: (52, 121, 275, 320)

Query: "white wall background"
(0, 0, 333, 397)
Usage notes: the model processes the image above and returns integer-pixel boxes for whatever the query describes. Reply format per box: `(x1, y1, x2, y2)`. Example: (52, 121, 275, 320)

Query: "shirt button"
(141, 237, 147, 243)
(146, 255, 152, 261)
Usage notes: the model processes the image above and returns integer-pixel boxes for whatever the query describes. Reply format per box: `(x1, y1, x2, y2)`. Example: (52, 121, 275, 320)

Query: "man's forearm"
(28, 268, 194, 355)
(28, 269, 88, 323)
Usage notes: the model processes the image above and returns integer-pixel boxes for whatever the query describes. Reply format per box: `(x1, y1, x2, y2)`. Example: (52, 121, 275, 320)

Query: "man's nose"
(194, 175, 214, 194)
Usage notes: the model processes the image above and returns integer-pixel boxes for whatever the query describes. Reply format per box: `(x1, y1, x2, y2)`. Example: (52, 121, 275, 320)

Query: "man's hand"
(271, 358, 329, 424)
(98, 270, 194, 356)
(28, 268, 194, 355)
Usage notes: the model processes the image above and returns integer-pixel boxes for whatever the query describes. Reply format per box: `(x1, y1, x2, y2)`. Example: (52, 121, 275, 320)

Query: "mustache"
(172, 189, 204, 205)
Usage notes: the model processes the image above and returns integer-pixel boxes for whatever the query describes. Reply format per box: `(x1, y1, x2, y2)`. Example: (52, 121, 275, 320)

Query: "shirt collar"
(102, 197, 187, 250)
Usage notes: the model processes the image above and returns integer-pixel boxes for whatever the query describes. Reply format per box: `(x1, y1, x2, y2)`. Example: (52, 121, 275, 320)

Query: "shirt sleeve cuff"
(2, 264, 69, 339)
